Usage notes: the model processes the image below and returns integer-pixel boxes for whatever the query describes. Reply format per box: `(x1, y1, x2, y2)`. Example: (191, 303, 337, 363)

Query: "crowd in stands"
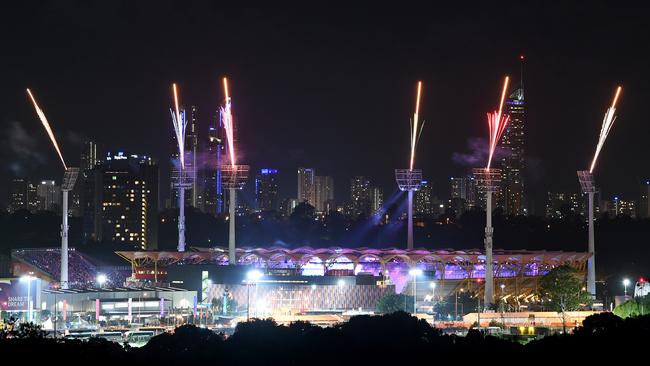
(11, 248, 130, 287)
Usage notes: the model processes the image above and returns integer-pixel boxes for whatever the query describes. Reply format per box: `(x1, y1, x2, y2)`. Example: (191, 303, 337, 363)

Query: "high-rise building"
(279, 198, 299, 217)
(256, 169, 280, 211)
(203, 116, 223, 216)
(450, 176, 476, 214)
(640, 180, 650, 219)
(370, 186, 384, 215)
(27, 182, 39, 212)
(170, 106, 198, 209)
(314, 176, 334, 213)
(500, 65, 526, 216)
(9, 178, 28, 212)
(415, 180, 434, 216)
(350, 176, 371, 218)
(610, 196, 636, 218)
(85, 152, 159, 249)
(546, 191, 585, 219)
(80, 140, 100, 171)
(37, 180, 61, 211)
(297, 168, 315, 206)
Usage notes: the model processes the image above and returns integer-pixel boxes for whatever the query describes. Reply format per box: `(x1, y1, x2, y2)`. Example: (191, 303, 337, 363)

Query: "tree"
(375, 293, 414, 314)
(613, 295, 650, 319)
(538, 266, 591, 332)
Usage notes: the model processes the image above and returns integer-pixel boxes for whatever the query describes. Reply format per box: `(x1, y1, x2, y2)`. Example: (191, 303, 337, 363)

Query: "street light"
(246, 270, 263, 321)
(429, 282, 436, 322)
(623, 278, 631, 297)
(96, 274, 107, 287)
(20, 275, 35, 323)
(409, 268, 423, 315)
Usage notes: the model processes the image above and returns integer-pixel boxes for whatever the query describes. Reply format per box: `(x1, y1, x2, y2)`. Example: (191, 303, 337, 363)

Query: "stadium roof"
(116, 246, 590, 268)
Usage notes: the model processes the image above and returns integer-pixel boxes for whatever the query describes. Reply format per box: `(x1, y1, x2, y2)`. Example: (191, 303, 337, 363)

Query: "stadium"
(3, 246, 590, 328)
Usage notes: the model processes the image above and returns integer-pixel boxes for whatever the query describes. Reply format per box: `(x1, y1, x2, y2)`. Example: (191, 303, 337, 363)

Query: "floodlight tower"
(578, 86, 622, 298)
(477, 76, 511, 308)
(220, 77, 249, 264)
(26, 89, 79, 289)
(170, 83, 191, 252)
(395, 82, 425, 250)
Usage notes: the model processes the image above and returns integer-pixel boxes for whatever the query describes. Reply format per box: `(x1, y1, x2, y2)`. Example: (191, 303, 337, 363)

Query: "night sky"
(1, 2, 648, 213)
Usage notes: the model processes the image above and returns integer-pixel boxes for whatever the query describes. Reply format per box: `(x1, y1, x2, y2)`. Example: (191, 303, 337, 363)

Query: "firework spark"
(221, 77, 236, 167)
(409, 81, 424, 171)
(486, 76, 510, 170)
(26, 88, 68, 170)
(589, 86, 622, 174)
(170, 83, 187, 170)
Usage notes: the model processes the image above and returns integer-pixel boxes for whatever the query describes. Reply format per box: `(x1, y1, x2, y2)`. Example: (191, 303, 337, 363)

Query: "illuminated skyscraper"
(314, 176, 334, 212)
(80, 140, 100, 171)
(370, 186, 384, 215)
(37, 180, 61, 211)
(500, 62, 526, 216)
(256, 169, 280, 211)
(350, 176, 371, 218)
(93, 152, 159, 249)
(297, 168, 315, 206)
(640, 180, 650, 219)
(203, 111, 223, 216)
(415, 180, 433, 216)
(9, 178, 28, 212)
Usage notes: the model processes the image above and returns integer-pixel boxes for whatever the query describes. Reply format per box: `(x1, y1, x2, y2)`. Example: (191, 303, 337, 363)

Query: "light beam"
(26, 88, 68, 170)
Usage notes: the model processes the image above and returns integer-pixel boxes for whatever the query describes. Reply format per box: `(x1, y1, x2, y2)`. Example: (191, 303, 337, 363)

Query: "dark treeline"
(1, 312, 649, 364)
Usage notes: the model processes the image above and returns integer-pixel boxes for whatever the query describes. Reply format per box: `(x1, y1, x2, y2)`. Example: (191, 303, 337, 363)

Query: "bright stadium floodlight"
(409, 268, 423, 277)
(623, 278, 631, 297)
(430, 282, 436, 289)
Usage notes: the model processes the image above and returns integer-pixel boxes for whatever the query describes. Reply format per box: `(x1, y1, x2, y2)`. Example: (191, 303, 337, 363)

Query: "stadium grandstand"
(11, 248, 131, 287)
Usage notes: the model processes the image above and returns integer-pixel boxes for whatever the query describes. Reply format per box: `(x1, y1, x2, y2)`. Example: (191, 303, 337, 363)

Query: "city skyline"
(2, 3, 649, 214)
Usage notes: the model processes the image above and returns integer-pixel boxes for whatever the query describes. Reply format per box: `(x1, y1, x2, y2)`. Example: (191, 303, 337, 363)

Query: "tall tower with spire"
(500, 56, 526, 216)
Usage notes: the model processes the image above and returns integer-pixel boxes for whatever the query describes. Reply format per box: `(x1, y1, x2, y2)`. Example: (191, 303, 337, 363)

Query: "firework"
(26, 89, 68, 170)
(486, 76, 510, 170)
(221, 77, 236, 167)
(170, 83, 187, 170)
(589, 86, 622, 173)
(409, 81, 424, 171)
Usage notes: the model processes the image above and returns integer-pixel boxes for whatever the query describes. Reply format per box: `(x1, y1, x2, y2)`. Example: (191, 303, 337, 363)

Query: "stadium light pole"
(395, 82, 425, 250)
(26, 89, 78, 289)
(577, 86, 622, 300)
(170, 83, 190, 252)
(475, 76, 510, 310)
(220, 78, 249, 264)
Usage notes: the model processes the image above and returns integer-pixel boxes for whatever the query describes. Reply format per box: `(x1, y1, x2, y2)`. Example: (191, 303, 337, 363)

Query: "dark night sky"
(1, 2, 648, 213)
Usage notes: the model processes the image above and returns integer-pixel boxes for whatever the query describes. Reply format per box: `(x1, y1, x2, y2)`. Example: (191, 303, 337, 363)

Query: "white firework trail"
(589, 86, 622, 174)
(26, 88, 68, 170)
